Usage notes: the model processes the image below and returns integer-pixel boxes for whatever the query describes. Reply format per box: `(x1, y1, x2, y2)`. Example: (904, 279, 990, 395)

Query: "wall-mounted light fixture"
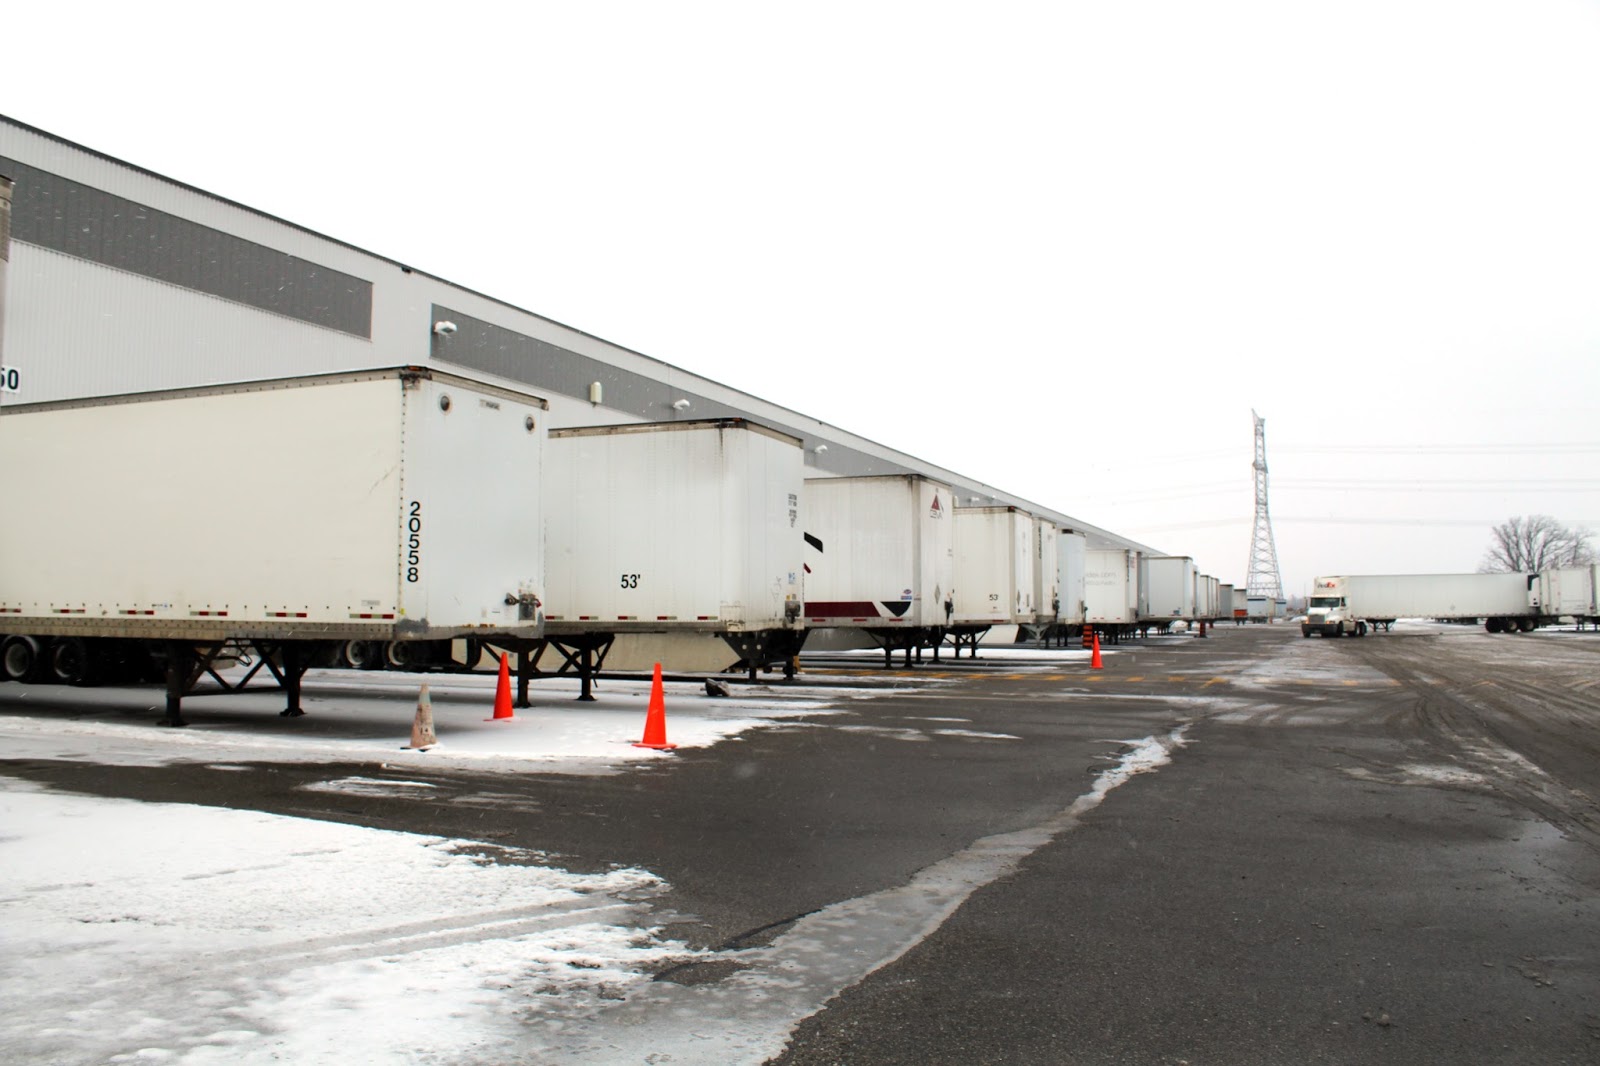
(589, 382, 603, 404)
(814, 444, 829, 453)
(433, 320, 458, 335)
(672, 398, 692, 411)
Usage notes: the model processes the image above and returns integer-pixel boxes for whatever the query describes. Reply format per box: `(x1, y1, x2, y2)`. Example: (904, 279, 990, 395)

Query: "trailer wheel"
(1518, 618, 1537, 633)
(338, 640, 384, 670)
(2, 636, 48, 683)
(385, 641, 422, 670)
(50, 637, 100, 686)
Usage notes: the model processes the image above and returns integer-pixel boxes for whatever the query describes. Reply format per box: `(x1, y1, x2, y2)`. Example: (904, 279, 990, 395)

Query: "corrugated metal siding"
(0, 154, 371, 338)
(428, 304, 912, 479)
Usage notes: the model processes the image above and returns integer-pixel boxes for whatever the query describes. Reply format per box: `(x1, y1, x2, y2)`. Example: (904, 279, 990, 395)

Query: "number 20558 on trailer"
(0, 367, 548, 660)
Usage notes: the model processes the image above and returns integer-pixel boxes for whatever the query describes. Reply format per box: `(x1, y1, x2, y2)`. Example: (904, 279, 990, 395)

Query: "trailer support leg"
(278, 643, 306, 718)
(577, 646, 597, 701)
(159, 642, 191, 728)
(516, 642, 536, 708)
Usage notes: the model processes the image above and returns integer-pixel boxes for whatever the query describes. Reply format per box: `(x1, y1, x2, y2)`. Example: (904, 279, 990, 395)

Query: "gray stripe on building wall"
(429, 304, 914, 481)
(0, 155, 372, 338)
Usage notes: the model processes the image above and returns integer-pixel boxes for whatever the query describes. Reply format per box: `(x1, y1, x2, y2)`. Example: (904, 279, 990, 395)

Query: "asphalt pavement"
(4, 623, 1599, 1064)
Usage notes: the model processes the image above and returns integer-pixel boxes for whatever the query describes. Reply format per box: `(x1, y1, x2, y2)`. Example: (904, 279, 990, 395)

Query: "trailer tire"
(50, 637, 100, 686)
(385, 641, 423, 670)
(1518, 618, 1537, 633)
(338, 640, 384, 670)
(2, 636, 48, 683)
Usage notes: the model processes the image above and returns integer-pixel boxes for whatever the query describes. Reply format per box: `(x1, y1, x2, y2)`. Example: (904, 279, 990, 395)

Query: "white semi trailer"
(1033, 518, 1060, 627)
(1304, 573, 1537, 637)
(542, 418, 807, 692)
(0, 367, 548, 723)
(951, 505, 1037, 656)
(801, 474, 956, 666)
(1057, 530, 1088, 632)
(1139, 556, 1196, 631)
(1085, 548, 1140, 640)
(1538, 566, 1599, 628)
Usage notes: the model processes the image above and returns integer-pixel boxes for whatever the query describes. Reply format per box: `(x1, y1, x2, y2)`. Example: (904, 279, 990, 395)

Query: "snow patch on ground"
(0, 670, 859, 774)
(0, 780, 697, 1065)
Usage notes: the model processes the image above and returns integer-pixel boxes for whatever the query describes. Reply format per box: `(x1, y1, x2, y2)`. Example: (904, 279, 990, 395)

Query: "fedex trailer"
(1304, 573, 1536, 637)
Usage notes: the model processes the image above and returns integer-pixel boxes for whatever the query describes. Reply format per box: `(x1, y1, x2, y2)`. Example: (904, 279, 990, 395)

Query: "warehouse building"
(0, 114, 1154, 558)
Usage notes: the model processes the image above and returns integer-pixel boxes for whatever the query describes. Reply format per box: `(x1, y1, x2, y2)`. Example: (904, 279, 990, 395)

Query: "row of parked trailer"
(0, 367, 1243, 723)
(0, 118, 1252, 725)
(1302, 570, 1600, 637)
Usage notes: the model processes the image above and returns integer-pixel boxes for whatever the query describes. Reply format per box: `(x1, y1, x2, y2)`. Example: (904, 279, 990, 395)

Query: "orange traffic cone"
(634, 662, 677, 750)
(404, 684, 437, 749)
(1090, 631, 1104, 670)
(488, 653, 514, 720)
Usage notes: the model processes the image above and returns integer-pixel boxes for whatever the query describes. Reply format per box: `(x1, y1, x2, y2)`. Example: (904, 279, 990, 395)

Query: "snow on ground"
(0, 779, 697, 1065)
(0, 727, 1191, 1066)
(0, 667, 869, 774)
(0, 648, 1130, 1064)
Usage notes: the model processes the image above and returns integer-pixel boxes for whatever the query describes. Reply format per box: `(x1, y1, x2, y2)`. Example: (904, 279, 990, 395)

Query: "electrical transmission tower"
(1246, 409, 1284, 603)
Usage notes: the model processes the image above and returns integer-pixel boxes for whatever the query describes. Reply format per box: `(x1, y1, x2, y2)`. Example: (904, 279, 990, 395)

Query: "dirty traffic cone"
(404, 684, 438, 749)
(488, 653, 514, 720)
(634, 662, 677, 750)
(1090, 630, 1104, 670)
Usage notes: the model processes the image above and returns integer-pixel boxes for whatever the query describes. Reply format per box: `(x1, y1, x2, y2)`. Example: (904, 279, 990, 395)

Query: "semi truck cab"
(1303, 577, 1366, 638)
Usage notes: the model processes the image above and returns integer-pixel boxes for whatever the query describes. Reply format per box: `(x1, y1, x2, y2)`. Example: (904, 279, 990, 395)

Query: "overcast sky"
(7, 0, 1598, 597)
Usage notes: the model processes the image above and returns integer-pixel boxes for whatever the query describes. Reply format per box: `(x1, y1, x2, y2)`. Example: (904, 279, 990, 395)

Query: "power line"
(1279, 443, 1600, 456)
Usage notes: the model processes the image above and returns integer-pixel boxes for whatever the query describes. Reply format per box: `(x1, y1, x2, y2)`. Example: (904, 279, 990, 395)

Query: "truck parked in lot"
(543, 418, 807, 687)
(801, 474, 956, 665)
(0, 367, 549, 723)
(1085, 548, 1140, 640)
(1056, 530, 1088, 636)
(952, 505, 1037, 627)
(1304, 573, 1537, 637)
(1139, 556, 1196, 630)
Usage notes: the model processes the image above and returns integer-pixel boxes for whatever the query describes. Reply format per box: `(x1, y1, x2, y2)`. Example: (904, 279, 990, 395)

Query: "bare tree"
(1480, 515, 1596, 572)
